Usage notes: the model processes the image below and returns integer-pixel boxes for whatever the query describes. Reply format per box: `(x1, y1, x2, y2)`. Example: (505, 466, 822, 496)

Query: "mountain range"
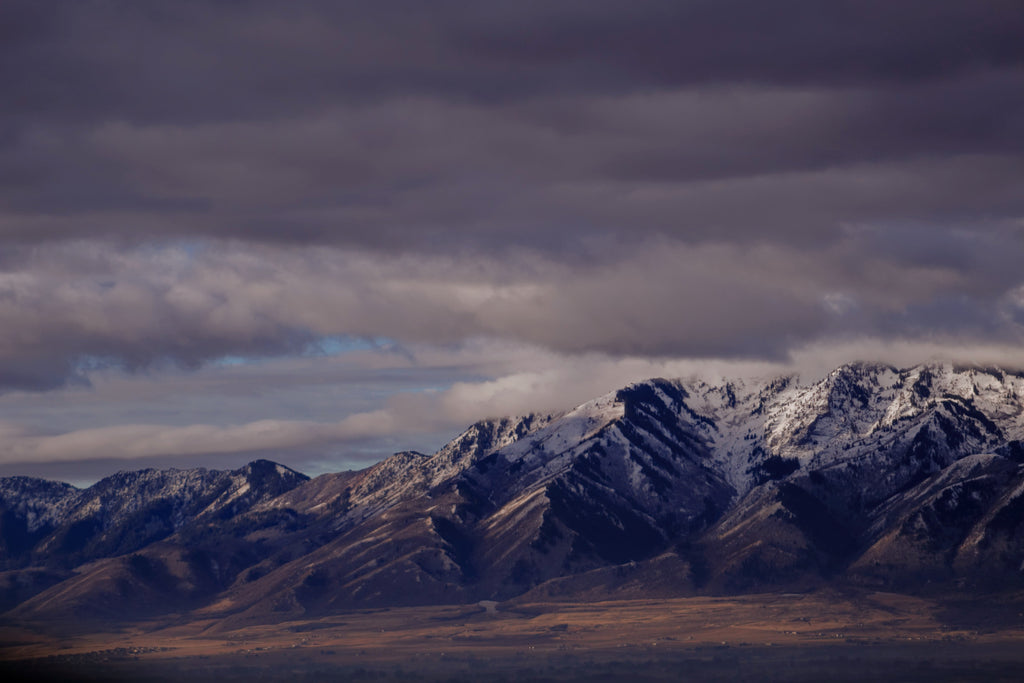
(3, 362, 1024, 627)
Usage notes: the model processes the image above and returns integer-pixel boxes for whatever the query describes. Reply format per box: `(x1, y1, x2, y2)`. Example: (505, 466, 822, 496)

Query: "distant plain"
(4, 590, 1024, 681)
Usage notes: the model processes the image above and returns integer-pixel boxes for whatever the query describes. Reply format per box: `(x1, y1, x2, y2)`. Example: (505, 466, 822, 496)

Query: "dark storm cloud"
(4, 89, 1023, 248)
(5, 1, 1023, 121)
(0, 0, 1023, 394)
(1, 0, 1022, 247)
(459, 1, 1024, 87)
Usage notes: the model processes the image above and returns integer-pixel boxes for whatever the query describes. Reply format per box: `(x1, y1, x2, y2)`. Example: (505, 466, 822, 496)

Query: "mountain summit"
(3, 363, 1024, 624)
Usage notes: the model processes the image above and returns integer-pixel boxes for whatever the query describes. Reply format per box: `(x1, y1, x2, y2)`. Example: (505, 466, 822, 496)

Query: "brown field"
(3, 590, 1024, 681)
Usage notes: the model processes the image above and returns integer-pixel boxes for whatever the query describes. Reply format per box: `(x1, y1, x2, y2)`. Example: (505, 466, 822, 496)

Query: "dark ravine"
(3, 362, 1024, 626)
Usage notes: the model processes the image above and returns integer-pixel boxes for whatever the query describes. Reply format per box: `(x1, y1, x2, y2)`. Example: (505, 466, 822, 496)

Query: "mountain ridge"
(4, 361, 1024, 625)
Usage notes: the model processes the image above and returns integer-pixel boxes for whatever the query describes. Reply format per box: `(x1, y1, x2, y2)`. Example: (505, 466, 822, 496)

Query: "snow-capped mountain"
(1, 460, 308, 571)
(4, 363, 1024, 624)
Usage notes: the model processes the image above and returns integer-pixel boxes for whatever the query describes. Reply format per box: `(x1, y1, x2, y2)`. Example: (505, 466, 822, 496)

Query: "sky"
(1, 0, 1023, 484)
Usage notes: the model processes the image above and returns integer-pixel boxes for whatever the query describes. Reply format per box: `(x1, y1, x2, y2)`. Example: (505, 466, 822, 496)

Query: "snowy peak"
(198, 459, 310, 519)
(341, 413, 560, 518)
(427, 413, 558, 482)
(447, 363, 1024, 504)
(0, 476, 79, 533)
(659, 362, 1024, 497)
(0, 459, 308, 571)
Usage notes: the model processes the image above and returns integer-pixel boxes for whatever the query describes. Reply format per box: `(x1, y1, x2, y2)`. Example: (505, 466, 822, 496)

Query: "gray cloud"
(4, 92, 1023, 251)
(5, 2, 1022, 123)
(0, 1, 1021, 251)
(0, 238, 1021, 392)
(4, 334, 1024, 482)
(1, 1, 1023, 474)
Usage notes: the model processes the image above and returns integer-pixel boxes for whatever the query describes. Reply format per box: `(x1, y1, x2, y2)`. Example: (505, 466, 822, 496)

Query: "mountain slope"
(0, 460, 309, 617)
(5, 362, 1024, 625)
(0, 477, 79, 567)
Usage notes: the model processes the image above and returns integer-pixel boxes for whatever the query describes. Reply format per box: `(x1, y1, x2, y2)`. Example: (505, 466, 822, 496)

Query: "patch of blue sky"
(402, 384, 450, 394)
(207, 335, 404, 368)
(214, 355, 250, 367)
(178, 239, 207, 258)
(307, 335, 400, 357)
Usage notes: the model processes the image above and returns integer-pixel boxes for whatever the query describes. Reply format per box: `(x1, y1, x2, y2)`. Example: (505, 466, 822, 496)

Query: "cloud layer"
(1, 1, 1022, 474)
(3, 1, 1022, 249)
(2, 238, 1023, 391)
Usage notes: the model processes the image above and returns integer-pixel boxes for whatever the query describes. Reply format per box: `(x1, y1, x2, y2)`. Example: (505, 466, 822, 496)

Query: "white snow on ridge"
(8, 362, 1024, 556)
(498, 390, 624, 466)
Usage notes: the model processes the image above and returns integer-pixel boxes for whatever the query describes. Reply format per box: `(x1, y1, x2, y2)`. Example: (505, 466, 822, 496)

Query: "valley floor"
(2, 590, 1024, 681)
